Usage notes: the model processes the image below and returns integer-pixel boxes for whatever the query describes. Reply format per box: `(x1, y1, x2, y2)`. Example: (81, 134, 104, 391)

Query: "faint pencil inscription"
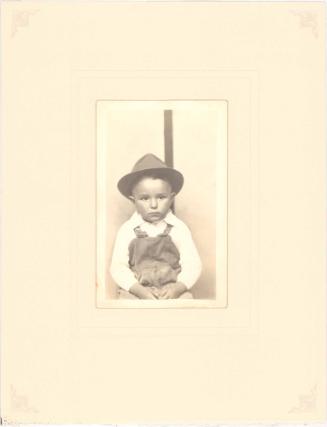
(11, 9, 39, 38)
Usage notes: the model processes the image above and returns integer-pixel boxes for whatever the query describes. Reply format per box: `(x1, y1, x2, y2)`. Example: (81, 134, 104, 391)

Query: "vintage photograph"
(96, 100, 227, 308)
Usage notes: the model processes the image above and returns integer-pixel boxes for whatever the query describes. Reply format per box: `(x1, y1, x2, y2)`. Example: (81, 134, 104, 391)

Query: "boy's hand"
(159, 282, 188, 299)
(129, 282, 158, 299)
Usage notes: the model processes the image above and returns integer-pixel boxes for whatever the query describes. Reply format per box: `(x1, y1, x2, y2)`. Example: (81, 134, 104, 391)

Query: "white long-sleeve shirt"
(110, 210, 202, 291)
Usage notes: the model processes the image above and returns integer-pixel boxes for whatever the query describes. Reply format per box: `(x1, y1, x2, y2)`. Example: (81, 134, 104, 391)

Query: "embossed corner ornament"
(290, 10, 318, 38)
(10, 385, 38, 414)
(11, 9, 39, 38)
(288, 384, 317, 414)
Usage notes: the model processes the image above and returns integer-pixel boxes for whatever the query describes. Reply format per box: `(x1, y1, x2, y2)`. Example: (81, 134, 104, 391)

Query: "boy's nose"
(150, 198, 158, 209)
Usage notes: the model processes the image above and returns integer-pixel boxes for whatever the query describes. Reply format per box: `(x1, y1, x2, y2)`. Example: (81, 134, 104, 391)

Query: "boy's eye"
(158, 195, 167, 200)
(139, 196, 149, 201)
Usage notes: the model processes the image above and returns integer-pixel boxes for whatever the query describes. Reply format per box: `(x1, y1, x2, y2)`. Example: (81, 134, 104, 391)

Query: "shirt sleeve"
(109, 225, 138, 291)
(172, 222, 202, 290)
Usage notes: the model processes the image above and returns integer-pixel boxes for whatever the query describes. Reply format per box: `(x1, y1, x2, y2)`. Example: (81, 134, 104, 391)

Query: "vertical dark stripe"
(164, 110, 175, 212)
(164, 110, 174, 167)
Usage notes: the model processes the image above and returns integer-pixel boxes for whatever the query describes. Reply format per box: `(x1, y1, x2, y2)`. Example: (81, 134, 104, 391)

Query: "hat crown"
(117, 153, 184, 198)
(132, 153, 167, 173)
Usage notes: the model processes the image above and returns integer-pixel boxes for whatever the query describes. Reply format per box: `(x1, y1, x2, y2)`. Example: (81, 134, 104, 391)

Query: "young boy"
(110, 153, 202, 299)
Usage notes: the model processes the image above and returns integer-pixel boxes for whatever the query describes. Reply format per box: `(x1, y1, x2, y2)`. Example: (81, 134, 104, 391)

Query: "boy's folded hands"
(159, 282, 187, 299)
(129, 281, 187, 300)
(129, 282, 157, 299)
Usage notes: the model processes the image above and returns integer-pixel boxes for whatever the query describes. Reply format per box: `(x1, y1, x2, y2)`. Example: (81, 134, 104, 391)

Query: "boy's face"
(129, 177, 175, 224)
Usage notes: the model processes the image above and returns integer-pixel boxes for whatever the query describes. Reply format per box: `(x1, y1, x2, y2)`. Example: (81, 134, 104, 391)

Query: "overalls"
(117, 224, 193, 299)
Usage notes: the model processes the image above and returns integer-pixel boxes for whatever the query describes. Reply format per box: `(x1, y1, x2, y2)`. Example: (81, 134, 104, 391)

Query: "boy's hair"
(130, 172, 174, 195)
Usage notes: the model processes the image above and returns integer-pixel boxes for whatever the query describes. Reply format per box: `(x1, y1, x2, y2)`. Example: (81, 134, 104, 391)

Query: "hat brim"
(117, 167, 184, 198)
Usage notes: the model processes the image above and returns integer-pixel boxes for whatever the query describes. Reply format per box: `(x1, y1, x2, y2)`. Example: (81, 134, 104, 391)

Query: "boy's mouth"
(148, 212, 161, 218)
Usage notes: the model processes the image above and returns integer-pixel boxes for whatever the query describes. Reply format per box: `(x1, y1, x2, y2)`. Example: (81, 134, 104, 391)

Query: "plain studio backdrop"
(97, 101, 225, 300)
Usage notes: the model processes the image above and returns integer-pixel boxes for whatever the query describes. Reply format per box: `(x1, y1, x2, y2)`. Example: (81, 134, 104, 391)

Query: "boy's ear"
(128, 195, 135, 203)
(170, 192, 176, 199)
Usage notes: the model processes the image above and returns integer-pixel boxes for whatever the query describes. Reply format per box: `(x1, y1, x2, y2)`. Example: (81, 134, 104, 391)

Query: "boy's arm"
(109, 226, 139, 292)
(110, 226, 157, 299)
(173, 223, 202, 290)
(160, 226, 201, 299)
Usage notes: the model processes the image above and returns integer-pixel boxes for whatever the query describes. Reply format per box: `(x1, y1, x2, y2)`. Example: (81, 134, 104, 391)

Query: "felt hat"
(117, 153, 184, 198)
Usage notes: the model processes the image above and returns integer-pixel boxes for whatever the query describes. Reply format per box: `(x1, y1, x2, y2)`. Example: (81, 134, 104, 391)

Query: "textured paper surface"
(1, 1, 326, 424)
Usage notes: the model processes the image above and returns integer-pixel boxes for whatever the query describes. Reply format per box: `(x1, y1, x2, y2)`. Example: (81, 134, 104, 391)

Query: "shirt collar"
(129, 210, 178, 228)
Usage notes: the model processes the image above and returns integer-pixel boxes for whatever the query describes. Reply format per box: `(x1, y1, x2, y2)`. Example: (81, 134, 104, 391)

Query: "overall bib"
(118, 224, 193, 299)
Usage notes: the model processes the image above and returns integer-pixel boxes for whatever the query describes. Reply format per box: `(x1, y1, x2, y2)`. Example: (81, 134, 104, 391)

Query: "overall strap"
(133, 226, 148, 238)
(160, 223, 174, 236)
(133, 224, 173, 238)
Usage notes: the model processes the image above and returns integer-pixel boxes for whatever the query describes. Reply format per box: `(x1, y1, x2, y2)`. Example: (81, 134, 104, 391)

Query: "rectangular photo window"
(96, 100, 227, 308)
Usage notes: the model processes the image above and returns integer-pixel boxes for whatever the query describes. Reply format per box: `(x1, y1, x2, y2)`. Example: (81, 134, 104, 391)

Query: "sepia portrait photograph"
(96, 100, 227, 308)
